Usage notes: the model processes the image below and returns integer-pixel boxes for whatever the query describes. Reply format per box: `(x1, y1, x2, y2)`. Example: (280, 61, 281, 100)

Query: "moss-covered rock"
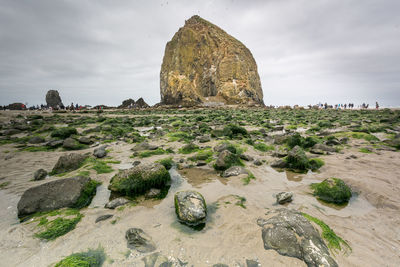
(51, 127, 77, 139)
(213, 150, 243, 171)
(54, 247, 106, 267)
(311, 178, 352, 204)
(108, 163, 170, 197)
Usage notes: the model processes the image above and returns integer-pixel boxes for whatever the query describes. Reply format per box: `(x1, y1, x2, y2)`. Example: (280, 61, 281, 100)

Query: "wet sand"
(0, 112, 400, 266)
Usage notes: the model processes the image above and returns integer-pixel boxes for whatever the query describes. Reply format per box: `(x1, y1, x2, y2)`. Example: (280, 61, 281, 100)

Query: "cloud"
(0, 0, 399, 107)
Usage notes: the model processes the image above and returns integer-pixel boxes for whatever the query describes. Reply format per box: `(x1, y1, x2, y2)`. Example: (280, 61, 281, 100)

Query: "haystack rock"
(45, 90, 64, 109)
(160, 15, 264, 107)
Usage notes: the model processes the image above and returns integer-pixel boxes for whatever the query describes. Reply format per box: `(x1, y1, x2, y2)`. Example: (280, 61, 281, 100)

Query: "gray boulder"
(270, 159, 287, 168)
(105, 197, 130, 209)
(63, 137, 80, 150)
(51, 153, 88, 174)
(126, 228, 156, 253)
(131, 142, 158, 151)
(276, 192, 293, 204)
(45, 90, 64, 109)
(197, 135, 211, 143)
(28, 136, 45, 144)
(174, 190, 207, 226)
(312, 143, 336, 153)
(222, 166, 248, 178)
(93, 145, 107, 158)
(257, 209, 338, 267)
(17, 176, 93, 218)
(78, 136, 93, 145)
(46, 139, 64, 148)
(33, 169, 47, 181)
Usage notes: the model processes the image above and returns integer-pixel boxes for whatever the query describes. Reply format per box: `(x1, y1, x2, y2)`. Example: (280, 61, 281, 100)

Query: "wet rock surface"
(257, 209, 338, 267)
(174, 190, 207, 226)
(222, 166, 248, 178)
(276, 192, 293, 204)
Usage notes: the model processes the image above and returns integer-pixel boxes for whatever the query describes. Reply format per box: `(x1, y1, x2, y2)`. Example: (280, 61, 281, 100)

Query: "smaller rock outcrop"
(134, 98, 150, 108)
(221, 166, 248, 178)
(174, 190, 207, 227)
(17, 176, 96, 218)
(105, 197, 130, 209)
(45, 90, 64, 109)
(6, 103, 26, 110)
(276, 192, 293, 204)
(257, 209, 337, 267)
(125, 228, 156, 253)
(118, 98, 135, 108)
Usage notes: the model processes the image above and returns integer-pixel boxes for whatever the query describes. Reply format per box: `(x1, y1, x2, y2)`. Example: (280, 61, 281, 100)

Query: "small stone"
(240, 154, 254, 161)
(132, 161, 141, 167)
(33, 169, 47, 181)
(105, 197, 129, 209)
(95, 214, 113, 223)
(28, 136, 45, 144)
(93, 145, 107, 158)
(276, 192, 293, 204)
(222, 166, 248, 177)
(145, 188, 161, 199)
(125, 228, 156, 253)
(253, 159, 263, 166)
(78, 136, 93, 144)
(246, 259, 260, 267)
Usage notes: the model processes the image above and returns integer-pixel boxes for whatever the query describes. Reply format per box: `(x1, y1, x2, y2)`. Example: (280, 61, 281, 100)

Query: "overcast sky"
(0, 0, 399, 107)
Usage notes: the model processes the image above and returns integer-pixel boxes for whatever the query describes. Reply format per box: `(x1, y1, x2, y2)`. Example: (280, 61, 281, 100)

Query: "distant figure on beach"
(376, 102, 379, 109)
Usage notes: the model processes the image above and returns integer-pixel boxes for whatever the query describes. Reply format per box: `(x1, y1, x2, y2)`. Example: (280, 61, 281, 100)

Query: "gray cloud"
(0, 0, 399, 107)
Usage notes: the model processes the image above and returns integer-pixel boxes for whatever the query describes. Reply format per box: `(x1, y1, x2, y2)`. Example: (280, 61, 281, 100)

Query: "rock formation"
(160, 15, 264, 106)
(134, 97, 150, 108)
(118, 98, 135, 108)
(46, 90, 64, 109)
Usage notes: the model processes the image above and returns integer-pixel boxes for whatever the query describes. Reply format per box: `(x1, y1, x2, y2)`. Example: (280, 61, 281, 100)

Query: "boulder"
(105, 197, 129, 209)
(45, 90, 64, 109)
(17, 176, 95, 217)
(174, 190, 207, 226)
(276, 192, 293, 204)
(221, 166, 248, 178)
(51, 153, 88, 174)
(78, 136, 93, 145)
(28, 136, 45, 144)
(257, 209, 338, 267)
(46, 139, 64, 148)
(125, 228, 156, 253)
(131, 142, 158, 151)
(312, 143, 336, 153)
(160, 15, 264, 106)
(270, 159, 287, 168)
(63, 137, 81, 150)
(108, 163, 170, 197)
(33, 169, 47, 181)
(214, 150, 242, 171)
(93, 145, 107, 158)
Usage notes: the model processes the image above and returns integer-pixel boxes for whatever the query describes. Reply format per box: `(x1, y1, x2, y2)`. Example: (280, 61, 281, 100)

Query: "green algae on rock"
(311, 178, 352, 204)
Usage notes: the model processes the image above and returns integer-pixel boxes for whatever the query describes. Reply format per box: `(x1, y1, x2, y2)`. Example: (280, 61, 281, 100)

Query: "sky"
(0, 0, 399, 107)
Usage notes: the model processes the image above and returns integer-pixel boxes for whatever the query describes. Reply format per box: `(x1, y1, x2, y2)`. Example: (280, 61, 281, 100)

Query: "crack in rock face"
(160, 15, 264, 107)
(257, 208, 338, 267)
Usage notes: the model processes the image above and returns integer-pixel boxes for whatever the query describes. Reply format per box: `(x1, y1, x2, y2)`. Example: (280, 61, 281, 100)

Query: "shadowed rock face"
(160, 15, 264, 106)
(45, 90, 63, 108)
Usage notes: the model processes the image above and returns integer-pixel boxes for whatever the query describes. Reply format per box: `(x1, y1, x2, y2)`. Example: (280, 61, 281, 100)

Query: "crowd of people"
(310, 102, 380, 110)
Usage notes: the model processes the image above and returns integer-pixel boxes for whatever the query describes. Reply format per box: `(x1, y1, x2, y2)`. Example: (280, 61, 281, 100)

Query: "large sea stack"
(46, 90, 64, 109)
(160, 15, 264, 107)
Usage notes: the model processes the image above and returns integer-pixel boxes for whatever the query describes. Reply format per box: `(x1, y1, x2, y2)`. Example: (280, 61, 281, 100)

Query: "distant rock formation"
(118, 99, 135, 109)
(7, 103, 26, 110)
(118, 98, 149, 109)
(134, 98, 149, 108)
(46, 90, 64, 109)
(160, 15, 264, 107)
